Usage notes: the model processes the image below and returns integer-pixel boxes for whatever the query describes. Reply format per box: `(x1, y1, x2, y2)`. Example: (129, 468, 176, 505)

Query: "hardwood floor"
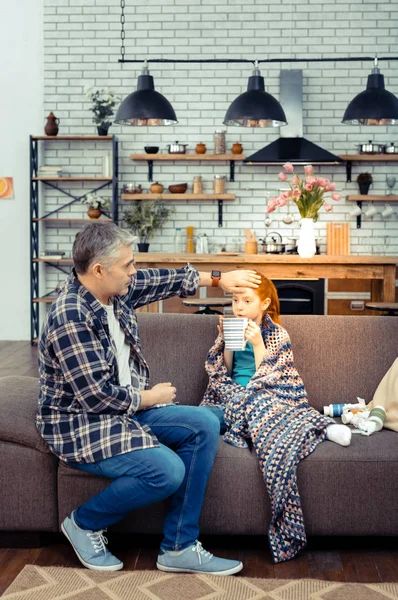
(0, 342, 397, 594)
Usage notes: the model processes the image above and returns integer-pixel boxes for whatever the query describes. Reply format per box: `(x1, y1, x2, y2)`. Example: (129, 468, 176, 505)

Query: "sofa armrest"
(0, 376, 51, 454)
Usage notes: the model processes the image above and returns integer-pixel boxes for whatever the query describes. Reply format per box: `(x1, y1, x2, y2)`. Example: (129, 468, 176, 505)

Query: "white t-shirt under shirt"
(102, 303, 132, 387)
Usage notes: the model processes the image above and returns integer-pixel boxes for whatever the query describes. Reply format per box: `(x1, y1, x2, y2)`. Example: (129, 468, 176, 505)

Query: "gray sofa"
(1, 314, 397, 538)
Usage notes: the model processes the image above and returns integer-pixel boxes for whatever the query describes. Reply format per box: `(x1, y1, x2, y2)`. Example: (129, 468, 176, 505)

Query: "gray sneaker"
(156, 540, 243, 576)
(61, 511, 123, 571)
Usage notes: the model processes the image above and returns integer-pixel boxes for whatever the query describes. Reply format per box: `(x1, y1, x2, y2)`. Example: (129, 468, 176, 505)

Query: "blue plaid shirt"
(36, 264, 200, 463)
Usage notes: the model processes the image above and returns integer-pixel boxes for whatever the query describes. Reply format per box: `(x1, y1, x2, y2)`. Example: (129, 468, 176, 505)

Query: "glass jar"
(173, 228, 185, 253)
(186, 226, 195, 253)
(192, 175, 203, 194)
(213, 175, 226, 194)
(214, 129, 226, 154)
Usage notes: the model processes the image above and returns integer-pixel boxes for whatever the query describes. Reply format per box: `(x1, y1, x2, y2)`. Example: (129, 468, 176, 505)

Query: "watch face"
(212, 270, 221, 278)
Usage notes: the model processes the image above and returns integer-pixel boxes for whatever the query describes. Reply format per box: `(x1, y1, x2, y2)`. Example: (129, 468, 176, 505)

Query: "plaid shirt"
(36, 264, 200, 463)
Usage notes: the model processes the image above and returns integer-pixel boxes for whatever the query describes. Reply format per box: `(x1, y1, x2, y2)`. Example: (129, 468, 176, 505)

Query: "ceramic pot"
(231, 142, 243, 154)
(150, 182, 164, 193)
(195, 142, 207, 154)
(298, 218, 316, 258)
(358, 182, 371, 195)
(97, 124, 110, 136)
(138, 242, 150, 252)
(87, 207, 101, 219)
(44, 112, 60, 136)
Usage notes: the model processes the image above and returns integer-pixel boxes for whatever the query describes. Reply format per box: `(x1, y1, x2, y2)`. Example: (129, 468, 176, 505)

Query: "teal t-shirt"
(231, 342, 255, 387)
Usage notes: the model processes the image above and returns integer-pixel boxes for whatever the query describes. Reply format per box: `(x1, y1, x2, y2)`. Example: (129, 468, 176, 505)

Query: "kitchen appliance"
(244, 71, 343, 165)
(384, 142, 397, 154)
(167, 141, 188, 154)
(356, 140, 385, 154)
(272, 279, 325, 315)
(260, 232, 286, 254)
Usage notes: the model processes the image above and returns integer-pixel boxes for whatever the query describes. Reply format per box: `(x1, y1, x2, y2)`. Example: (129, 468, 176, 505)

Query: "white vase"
(298, 218, 316, 258)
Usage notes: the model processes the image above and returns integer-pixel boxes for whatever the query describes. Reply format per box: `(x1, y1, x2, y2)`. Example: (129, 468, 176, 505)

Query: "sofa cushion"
(0, 376, 51, 453)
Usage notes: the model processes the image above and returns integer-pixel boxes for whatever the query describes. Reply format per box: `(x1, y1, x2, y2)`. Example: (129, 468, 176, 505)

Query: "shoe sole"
(61, 522, 123, 571)
(156, 561, 243, 576)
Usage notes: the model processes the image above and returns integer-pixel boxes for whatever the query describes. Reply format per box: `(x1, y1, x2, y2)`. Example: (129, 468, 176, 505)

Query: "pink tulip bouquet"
(266, 163, 341, 221)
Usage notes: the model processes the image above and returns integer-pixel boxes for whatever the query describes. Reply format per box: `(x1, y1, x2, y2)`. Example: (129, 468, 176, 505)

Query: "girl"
(200, 272, 351, 563)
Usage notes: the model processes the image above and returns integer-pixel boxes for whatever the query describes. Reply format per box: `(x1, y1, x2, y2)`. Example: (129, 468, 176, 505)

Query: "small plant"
(82, 193, 110, 210)
(85, 87, 119, 127)
(356, 172, 373, 184)
(123, 200, 176, 242)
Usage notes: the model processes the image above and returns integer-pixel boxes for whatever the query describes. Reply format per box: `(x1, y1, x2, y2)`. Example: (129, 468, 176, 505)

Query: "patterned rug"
(2, 566, 398, 600)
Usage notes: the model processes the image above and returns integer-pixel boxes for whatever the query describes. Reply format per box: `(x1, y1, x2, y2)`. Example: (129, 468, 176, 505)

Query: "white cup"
(381, 203, 394, 218)
(364, 204, 377, 217)
(223, 318, 249, 351)
(350, 205, 362, 217)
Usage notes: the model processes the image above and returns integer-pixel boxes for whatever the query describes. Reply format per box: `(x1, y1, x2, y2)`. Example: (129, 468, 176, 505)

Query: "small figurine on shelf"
(85, 87, 119, 136)
(82, 193, 110, 219)
(356, 172, 373, 195)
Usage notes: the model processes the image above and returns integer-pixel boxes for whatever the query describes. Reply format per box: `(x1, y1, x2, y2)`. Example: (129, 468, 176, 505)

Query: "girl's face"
(232, 287, 270, 325)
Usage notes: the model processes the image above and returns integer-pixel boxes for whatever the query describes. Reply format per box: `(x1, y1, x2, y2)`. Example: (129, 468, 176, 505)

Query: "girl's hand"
(245, 320, 263, 347)
(217, 315, 224, 339)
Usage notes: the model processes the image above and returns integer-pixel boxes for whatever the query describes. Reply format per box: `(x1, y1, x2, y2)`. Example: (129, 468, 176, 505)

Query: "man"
(36, 222, 261, 574)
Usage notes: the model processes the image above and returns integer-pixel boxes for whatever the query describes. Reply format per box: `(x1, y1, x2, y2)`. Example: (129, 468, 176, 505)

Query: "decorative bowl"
(144, 146, 159, 154)
(168, 183, 188, 193)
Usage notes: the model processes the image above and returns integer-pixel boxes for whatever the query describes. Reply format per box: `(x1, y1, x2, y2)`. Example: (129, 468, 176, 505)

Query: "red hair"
(253, 272, 281, 325)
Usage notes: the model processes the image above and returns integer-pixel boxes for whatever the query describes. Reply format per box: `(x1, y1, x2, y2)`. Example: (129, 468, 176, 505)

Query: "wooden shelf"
(33, 177, 112, 181)
(339, 154, 398, 162)
(33, 218, 113, 222)
(121, 193, 235, 201)
(130, 153, 245, 161)
(32, 297, 56, 303)
(32, 136, 113, 141)
(346, 195, 398, 202)
(33, 259, 73, 263)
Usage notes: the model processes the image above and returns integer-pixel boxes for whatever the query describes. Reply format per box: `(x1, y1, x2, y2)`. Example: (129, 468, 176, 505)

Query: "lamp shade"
(342, 59, 398, 125)
(223, 64, 287, 127)
(114, 63, 177, 126)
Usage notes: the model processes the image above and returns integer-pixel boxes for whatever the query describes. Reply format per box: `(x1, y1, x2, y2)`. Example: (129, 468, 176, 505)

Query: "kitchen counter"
(134, 253, 398, 302)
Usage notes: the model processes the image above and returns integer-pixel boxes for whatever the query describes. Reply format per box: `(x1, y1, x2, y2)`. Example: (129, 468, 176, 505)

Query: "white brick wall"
(41, 0, 398, 285)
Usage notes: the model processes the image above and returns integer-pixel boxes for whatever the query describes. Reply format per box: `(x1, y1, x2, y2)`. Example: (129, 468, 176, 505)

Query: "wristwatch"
(211, 270, 222, 287)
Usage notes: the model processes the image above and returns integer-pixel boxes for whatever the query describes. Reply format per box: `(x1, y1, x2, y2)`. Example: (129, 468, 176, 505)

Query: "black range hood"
(244, 70, 343, 165)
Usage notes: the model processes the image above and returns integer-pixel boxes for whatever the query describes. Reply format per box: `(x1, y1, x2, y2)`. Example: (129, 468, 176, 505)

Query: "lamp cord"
(120, 0, 125, 63)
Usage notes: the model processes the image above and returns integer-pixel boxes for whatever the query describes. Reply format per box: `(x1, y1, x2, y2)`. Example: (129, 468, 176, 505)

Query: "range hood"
(244, 70, 343, 165)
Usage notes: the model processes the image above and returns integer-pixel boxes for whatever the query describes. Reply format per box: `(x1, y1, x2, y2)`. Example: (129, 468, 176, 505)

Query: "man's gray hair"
(73, 222, 136, 275)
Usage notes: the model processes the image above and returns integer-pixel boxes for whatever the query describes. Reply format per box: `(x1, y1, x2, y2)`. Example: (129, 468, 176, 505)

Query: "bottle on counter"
(186, 226, 195, 253)
(173, 228, 185, 253)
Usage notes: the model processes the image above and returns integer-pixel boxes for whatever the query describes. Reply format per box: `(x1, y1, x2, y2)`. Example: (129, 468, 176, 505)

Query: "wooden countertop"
(134, 254, 397, 302)
(134, 253, 398, 265)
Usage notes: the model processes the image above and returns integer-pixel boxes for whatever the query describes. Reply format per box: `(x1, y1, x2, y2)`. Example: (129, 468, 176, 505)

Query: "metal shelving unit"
(29, 135, 119, 344)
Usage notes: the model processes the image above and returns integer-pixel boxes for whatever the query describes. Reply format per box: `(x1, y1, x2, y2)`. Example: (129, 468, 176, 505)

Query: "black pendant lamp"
(342, 58, 398, 125)
(114, 61, 178, 126)
(223, 61, 287, 127)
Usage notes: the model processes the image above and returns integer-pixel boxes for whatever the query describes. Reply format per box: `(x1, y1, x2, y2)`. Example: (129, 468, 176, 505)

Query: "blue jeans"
(202, 405, 227, 434)
(67, 405, 220, 551)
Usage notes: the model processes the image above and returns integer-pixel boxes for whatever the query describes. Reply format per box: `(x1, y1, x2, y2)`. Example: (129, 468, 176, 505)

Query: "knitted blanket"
(200, 315, 334, 563)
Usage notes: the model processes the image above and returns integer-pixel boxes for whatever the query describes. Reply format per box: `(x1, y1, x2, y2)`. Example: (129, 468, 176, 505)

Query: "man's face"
(102, 244, 137, 297)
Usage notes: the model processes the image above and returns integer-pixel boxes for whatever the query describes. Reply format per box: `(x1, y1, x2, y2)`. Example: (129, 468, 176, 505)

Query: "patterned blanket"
(200, 314, 334, 563)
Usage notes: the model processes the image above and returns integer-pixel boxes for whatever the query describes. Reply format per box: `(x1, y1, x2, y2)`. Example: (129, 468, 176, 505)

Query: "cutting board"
(326, 222, 350, 255)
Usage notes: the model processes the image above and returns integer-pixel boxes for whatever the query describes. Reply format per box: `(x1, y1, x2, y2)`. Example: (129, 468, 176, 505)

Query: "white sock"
(326, 424, 352, 447)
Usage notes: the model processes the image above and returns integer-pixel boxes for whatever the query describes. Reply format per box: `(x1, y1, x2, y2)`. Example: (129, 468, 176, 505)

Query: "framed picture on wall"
(0, 177, 14, 199)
